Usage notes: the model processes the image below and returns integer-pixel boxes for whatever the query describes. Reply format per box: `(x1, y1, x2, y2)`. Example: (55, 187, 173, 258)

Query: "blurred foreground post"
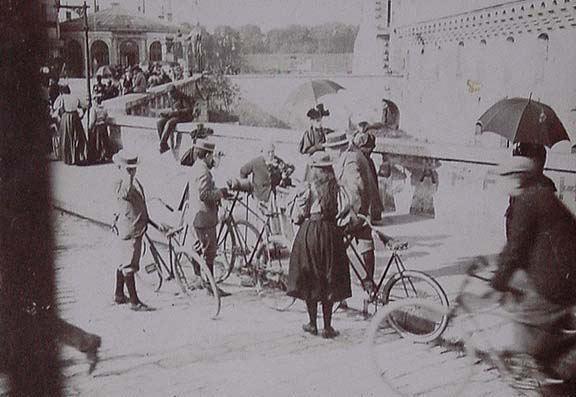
(0, 2, 62, 396)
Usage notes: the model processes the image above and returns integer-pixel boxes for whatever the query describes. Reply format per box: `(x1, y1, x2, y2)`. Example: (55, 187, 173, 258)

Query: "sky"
(61, 0, 363, 31)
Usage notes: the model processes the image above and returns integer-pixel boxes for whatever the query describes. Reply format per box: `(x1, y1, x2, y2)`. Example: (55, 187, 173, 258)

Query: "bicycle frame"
(343, 233, 407, 301)
(218, 191, 285, 270)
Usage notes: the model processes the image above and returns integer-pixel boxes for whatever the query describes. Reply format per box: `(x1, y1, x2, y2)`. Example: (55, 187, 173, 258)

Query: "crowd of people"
(44, 85, 575, 380)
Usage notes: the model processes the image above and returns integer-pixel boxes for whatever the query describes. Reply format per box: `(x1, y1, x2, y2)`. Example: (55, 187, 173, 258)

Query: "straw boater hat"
(113, 150, 140, 168)
(323, 132, 349, 148)
(192, 138, 215, 152)
(309, 152, 334, 168)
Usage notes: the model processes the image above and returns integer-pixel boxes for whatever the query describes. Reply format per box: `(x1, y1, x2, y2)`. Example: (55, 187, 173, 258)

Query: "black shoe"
(302, 323, 318, 335)
(85, 335, 102, 374)
(114, 294, 129, 304)
(130, 302, 156, 312)
(322, 327, 340, 339)
(159, 143, 170, 154)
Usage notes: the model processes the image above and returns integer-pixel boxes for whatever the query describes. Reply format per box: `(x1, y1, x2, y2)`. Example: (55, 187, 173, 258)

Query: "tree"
(238, 24, 268, 54)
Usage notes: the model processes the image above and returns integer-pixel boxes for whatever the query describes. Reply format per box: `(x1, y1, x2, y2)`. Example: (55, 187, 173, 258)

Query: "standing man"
(298, 103, 331, 156)
(187, 139, 231, 297)
(352, 123, 384, 223)
(112, 150, 155, 312)
(157, 84, 198, 154)
(324, 133, 382, 295)
(131, 66, 147, 94)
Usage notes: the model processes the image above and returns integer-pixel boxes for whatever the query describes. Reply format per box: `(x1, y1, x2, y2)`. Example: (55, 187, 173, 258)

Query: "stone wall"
(104, 76, 207, 120)
(390, 0, 576, 145)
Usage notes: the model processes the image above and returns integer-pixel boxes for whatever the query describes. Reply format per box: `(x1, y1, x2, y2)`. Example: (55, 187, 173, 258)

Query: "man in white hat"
(324, 133, 382, 298)
(187, 139, 231, 297)
(112, 150, 155, 311)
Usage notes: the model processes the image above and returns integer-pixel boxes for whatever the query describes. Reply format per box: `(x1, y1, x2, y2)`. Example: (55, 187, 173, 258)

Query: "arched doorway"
(64, 40, 83, 77)
(119, 40, 140, 67)
(91, 40, 109, 71)
(381, 99, 400, 130)
(149, 41, 162, 62)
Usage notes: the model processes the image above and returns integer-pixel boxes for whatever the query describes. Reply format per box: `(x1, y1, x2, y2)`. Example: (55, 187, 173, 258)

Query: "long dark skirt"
(287, 218, 351, 302)
(60, 112, 87, 165)
(87, 123, 111, 164)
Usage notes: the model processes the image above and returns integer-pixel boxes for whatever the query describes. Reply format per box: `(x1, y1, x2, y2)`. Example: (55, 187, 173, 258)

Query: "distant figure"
(52, 84, 87, 165)
(157, 84, 198, 154)
(131, 66, 147, 94)
(298, 104, 331, 156)
(92, 75, 106, 102)
(85, 95, 112, 164)
(121, 69, 133, 95)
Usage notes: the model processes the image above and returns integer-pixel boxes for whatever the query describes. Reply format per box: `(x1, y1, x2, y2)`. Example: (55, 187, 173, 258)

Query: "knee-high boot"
(114, 270, 127, 303)
(125, 273, 154, 311)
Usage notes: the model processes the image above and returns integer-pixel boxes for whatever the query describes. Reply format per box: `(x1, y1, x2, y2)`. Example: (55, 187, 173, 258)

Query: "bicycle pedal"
(144, 263, 157, 274)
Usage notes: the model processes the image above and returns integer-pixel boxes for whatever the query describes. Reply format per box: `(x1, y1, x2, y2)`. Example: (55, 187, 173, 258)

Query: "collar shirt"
(114, 178, 149, 240)
(187, 160, 223, 228)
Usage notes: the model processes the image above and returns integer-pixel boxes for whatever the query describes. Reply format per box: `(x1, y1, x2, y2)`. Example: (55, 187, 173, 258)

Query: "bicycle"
(342, 214, 449, 323)
(365, 256, 576, 396)
(138, 209, 221, 319)
(214, 186, 296, 311)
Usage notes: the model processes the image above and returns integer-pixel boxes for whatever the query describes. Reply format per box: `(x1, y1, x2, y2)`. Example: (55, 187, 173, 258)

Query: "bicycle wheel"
(257, 266, 297, 312)
(233, 219, 266, 268)
(173, 250, 221, 319)
(215, 220, 236, 283)
(366, 298, 475, 397)
(382, 270, 449, 343)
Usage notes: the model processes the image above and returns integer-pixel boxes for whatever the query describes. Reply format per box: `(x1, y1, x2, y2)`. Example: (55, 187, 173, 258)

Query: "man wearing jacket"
(492, 156, 576, 364)
(187, 139, 231, 297)
(324, 133, 383, 294)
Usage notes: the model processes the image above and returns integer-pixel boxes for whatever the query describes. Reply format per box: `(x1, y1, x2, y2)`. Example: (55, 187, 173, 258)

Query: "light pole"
(56, 1, 92, 110)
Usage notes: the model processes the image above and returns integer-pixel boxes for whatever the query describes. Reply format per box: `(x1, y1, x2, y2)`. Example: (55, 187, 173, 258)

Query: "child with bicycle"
(287, 151, 351, 339)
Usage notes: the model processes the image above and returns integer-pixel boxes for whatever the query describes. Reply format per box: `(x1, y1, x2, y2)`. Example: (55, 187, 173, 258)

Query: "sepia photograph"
(1, 0, 576, 395)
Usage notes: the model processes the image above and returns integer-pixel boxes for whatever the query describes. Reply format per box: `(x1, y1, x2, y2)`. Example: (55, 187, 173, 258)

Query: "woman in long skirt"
(53, 85, 87, 165)
(287, 152, 351, 339)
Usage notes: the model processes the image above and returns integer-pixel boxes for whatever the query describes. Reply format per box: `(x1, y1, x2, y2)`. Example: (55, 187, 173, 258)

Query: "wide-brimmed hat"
(113, 150, 140, 168)
(316, 103, 330, 117)
(306, 108, 322, 120)
(309, 152, 333, 167)
(192, 138, 215, 152)
(323, 132, 349, 148)
(496, 156, 536, 176)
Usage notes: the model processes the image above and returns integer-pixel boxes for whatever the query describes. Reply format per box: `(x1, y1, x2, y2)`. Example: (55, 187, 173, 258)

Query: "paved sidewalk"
(38, 155, 519, 396)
